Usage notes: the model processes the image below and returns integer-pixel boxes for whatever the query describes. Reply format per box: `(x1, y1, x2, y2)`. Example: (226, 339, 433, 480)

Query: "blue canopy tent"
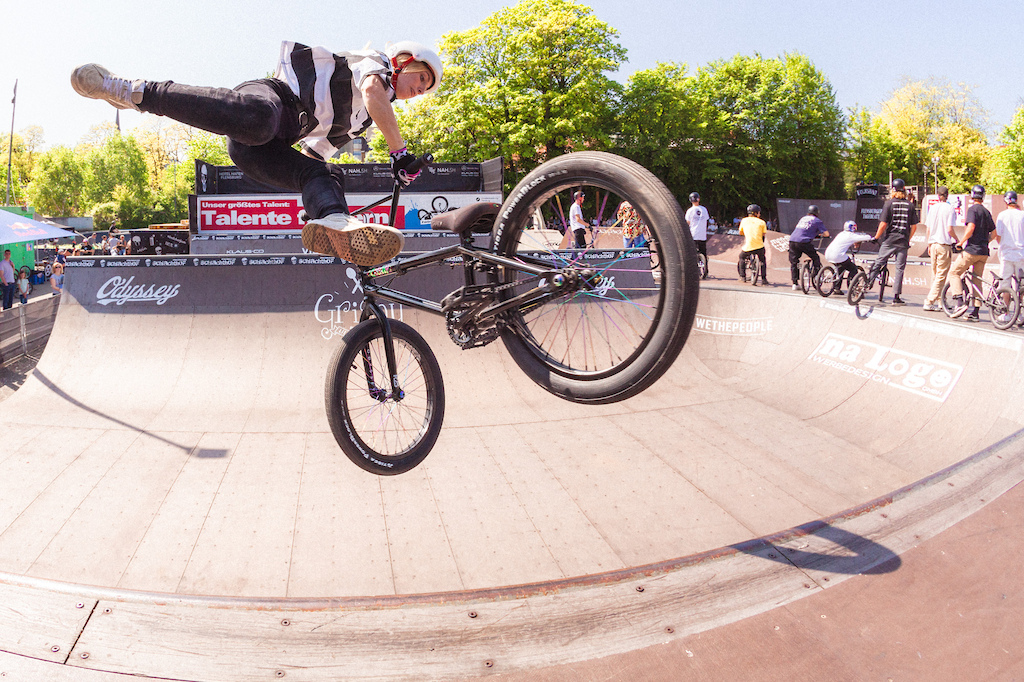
(0, 210, 78, 245)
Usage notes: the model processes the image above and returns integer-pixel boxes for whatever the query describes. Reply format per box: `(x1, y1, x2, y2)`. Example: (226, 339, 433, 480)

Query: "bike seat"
(431, 203, 500, 236)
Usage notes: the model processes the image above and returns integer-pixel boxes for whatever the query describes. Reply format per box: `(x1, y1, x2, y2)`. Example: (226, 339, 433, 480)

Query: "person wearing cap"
(71, 40, 443, 268)
(824, 221, 872, 293)
(948, 184, 997, 321)
(788, 205, 830, 290)
(685, 192, 709, 276)
(994, 190, 1024, 322)
(569, 191, 591, 249)
(922, 186, 958, 311)
(865, 178, 919, 305)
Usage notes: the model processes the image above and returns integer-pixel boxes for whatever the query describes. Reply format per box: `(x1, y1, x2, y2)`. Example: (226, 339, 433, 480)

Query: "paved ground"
(0, 243, 1021, 680)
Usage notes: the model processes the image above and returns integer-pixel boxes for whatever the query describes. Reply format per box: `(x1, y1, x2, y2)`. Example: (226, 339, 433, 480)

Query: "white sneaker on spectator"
(71, 64, 144, 111)
(922, 302, 941, 312)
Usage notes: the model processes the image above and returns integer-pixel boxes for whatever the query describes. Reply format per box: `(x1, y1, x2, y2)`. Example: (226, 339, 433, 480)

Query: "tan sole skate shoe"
(71, 63, 144, 111)
(302, 214, 404, 267)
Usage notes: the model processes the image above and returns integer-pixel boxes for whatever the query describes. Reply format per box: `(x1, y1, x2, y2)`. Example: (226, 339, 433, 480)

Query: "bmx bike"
(795, 237, 827, 294)
(815, 263, 863, 297)
(739, 251, 764, 285)
(324, 151, 699, 475)
(940, 266, 1020, 329)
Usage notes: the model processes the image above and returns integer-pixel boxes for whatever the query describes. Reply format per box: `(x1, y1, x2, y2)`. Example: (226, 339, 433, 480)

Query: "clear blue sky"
(5, 0, 1022, 149)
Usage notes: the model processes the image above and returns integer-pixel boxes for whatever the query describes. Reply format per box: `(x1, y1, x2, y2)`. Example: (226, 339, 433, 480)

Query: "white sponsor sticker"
(809, 332, 963, 402)
(693, 314, 773, 336)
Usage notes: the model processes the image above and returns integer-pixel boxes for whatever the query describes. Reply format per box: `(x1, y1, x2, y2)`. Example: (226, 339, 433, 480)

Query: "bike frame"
(346, 178, 593, 400)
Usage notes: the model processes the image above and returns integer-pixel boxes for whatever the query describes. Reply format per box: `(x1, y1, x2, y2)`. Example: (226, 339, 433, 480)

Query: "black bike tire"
(940, 280, 968, 318)
(816, 265, 836, 297)
(800, 261, 813, 294)
(697, 252, 708, 280)
(492, 151, 697, 404)
(990, 286, 1021, 330)
(847, 271, 868, 305)
(325, 319, 445, 475)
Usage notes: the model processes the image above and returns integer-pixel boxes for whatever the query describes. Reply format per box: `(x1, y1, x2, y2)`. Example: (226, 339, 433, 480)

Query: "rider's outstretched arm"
(362, 76, 405, 153)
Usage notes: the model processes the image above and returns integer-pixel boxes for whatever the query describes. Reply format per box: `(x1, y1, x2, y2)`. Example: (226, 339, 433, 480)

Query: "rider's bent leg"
(891, 247, 908, 298)
(788, 243, 801, 283)
(139, 79, 306, 147)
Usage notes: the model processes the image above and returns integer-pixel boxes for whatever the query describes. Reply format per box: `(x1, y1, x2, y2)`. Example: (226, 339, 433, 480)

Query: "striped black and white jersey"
(275, 41, 395, 159)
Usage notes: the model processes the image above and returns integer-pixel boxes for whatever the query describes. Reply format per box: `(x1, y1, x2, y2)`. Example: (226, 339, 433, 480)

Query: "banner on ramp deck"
(809, 332, 963, 402)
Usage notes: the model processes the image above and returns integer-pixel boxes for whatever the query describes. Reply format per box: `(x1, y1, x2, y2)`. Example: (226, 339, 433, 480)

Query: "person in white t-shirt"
(824, 220, 872, 292)
(685, 192, 709, 278)
(922, 186, 958, 311)
(995, 190, 1024, 322)
(569, 191, 590, 249)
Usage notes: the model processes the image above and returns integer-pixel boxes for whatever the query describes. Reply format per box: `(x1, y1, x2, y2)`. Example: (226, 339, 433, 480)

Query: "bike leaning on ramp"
(324, 151, 699, 474)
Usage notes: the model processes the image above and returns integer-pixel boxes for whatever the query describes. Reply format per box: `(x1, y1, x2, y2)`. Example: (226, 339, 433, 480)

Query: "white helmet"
(385, 41, 443, 95)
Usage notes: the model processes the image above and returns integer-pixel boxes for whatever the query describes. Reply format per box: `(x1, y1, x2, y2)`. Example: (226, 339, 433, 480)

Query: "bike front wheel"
(325, 319, 445, 475)
(816, 265, 836, 297)
(847, 271, 868, 305)
(491, 152, 698, 404)
(989, 286, 1021, 330)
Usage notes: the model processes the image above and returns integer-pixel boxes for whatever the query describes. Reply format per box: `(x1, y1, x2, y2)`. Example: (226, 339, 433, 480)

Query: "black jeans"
(789, 240, 821, 283)
(140, 79, 348, 218)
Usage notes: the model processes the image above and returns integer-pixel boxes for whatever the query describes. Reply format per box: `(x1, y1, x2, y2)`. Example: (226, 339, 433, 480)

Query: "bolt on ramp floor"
(0, 254, 1022, 680)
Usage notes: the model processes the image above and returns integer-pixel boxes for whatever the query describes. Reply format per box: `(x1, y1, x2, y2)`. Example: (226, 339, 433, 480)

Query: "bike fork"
(360, 297, 405, 402)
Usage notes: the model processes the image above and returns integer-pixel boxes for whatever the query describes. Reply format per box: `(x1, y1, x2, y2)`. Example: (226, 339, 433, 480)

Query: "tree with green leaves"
(378, 0, 626, 190)
(616, 53, 845, 222)
(846, 78, 989, 193)
(982, 106, 1024, 193)
(25, 146, 86, 216)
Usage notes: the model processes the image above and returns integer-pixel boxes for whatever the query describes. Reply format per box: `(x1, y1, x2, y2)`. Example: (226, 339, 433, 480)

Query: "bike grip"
(408, 153, 434, 174)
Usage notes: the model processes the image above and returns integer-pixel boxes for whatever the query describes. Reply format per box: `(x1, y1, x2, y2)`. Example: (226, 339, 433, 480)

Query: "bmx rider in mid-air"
(71, 40, 443, 268)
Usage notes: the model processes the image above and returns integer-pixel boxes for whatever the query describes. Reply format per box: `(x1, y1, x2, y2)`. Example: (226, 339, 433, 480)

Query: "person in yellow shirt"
(738, 204, 768, 285)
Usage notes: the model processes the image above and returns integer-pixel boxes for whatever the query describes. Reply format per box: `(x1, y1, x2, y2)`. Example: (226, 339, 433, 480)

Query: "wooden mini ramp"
(1, 255, 1022, 680)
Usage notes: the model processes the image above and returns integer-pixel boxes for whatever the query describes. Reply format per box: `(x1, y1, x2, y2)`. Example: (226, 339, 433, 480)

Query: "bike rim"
(498, 180, 668, 379)
(341, 333, 436, 458)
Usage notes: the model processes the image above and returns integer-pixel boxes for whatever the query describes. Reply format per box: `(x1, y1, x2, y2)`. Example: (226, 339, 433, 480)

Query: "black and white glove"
(390, 147, 421, 188)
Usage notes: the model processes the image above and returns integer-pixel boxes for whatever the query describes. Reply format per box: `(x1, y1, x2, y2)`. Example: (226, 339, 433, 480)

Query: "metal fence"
(0, 296, 60, 364)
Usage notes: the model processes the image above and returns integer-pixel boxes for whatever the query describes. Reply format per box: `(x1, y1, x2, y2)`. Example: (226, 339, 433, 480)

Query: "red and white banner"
(195, 192, 502, 234)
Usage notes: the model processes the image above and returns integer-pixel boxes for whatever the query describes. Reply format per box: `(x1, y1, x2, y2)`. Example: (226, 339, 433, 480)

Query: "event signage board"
(194, 193, 503, 234)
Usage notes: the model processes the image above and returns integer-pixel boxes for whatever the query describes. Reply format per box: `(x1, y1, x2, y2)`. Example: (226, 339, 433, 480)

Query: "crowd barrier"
(0, 296, 60, 365)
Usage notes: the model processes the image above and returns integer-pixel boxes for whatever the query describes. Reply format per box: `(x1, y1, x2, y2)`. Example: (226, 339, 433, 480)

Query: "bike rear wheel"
(940, 280, 970, 318)
(491, 151, 698, 404)
(799, 261, 814, 294)
(847, 271, 868, 305)
(325, 319, 445, 475)
(697, 252, 708, 280)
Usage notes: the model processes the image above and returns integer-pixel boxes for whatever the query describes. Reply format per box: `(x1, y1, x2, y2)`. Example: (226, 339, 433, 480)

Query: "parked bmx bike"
(940, 267, 1020, 330)
(324, 152, 699, 475)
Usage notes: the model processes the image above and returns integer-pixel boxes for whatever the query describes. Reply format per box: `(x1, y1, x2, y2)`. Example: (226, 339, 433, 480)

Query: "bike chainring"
(442, 286, 503, 349)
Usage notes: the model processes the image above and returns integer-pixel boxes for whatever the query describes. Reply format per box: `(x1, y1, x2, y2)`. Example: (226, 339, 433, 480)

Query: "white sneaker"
(71, 64, 144, 111)
(791, 284, 799, 291)
(301, 214, 404, 267)
(922, 302, 940, 312)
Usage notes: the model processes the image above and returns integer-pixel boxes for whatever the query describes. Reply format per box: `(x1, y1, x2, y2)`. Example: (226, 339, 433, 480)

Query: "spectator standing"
(0, 250, 16, 310)
(617, 201, 646, 249)
(737, 204, 768, 285)
(569, 191, 590, 249)
(788, 205, 830, 290)
(948, 184, 996, 321)
(17, 270, 30, 305)
(50, 263, 65, 296)
(922, 186, 958, 311)
(866, 178, 919, 305)
(685, 192, 710, 278)
(994, 190, 1024, 324)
